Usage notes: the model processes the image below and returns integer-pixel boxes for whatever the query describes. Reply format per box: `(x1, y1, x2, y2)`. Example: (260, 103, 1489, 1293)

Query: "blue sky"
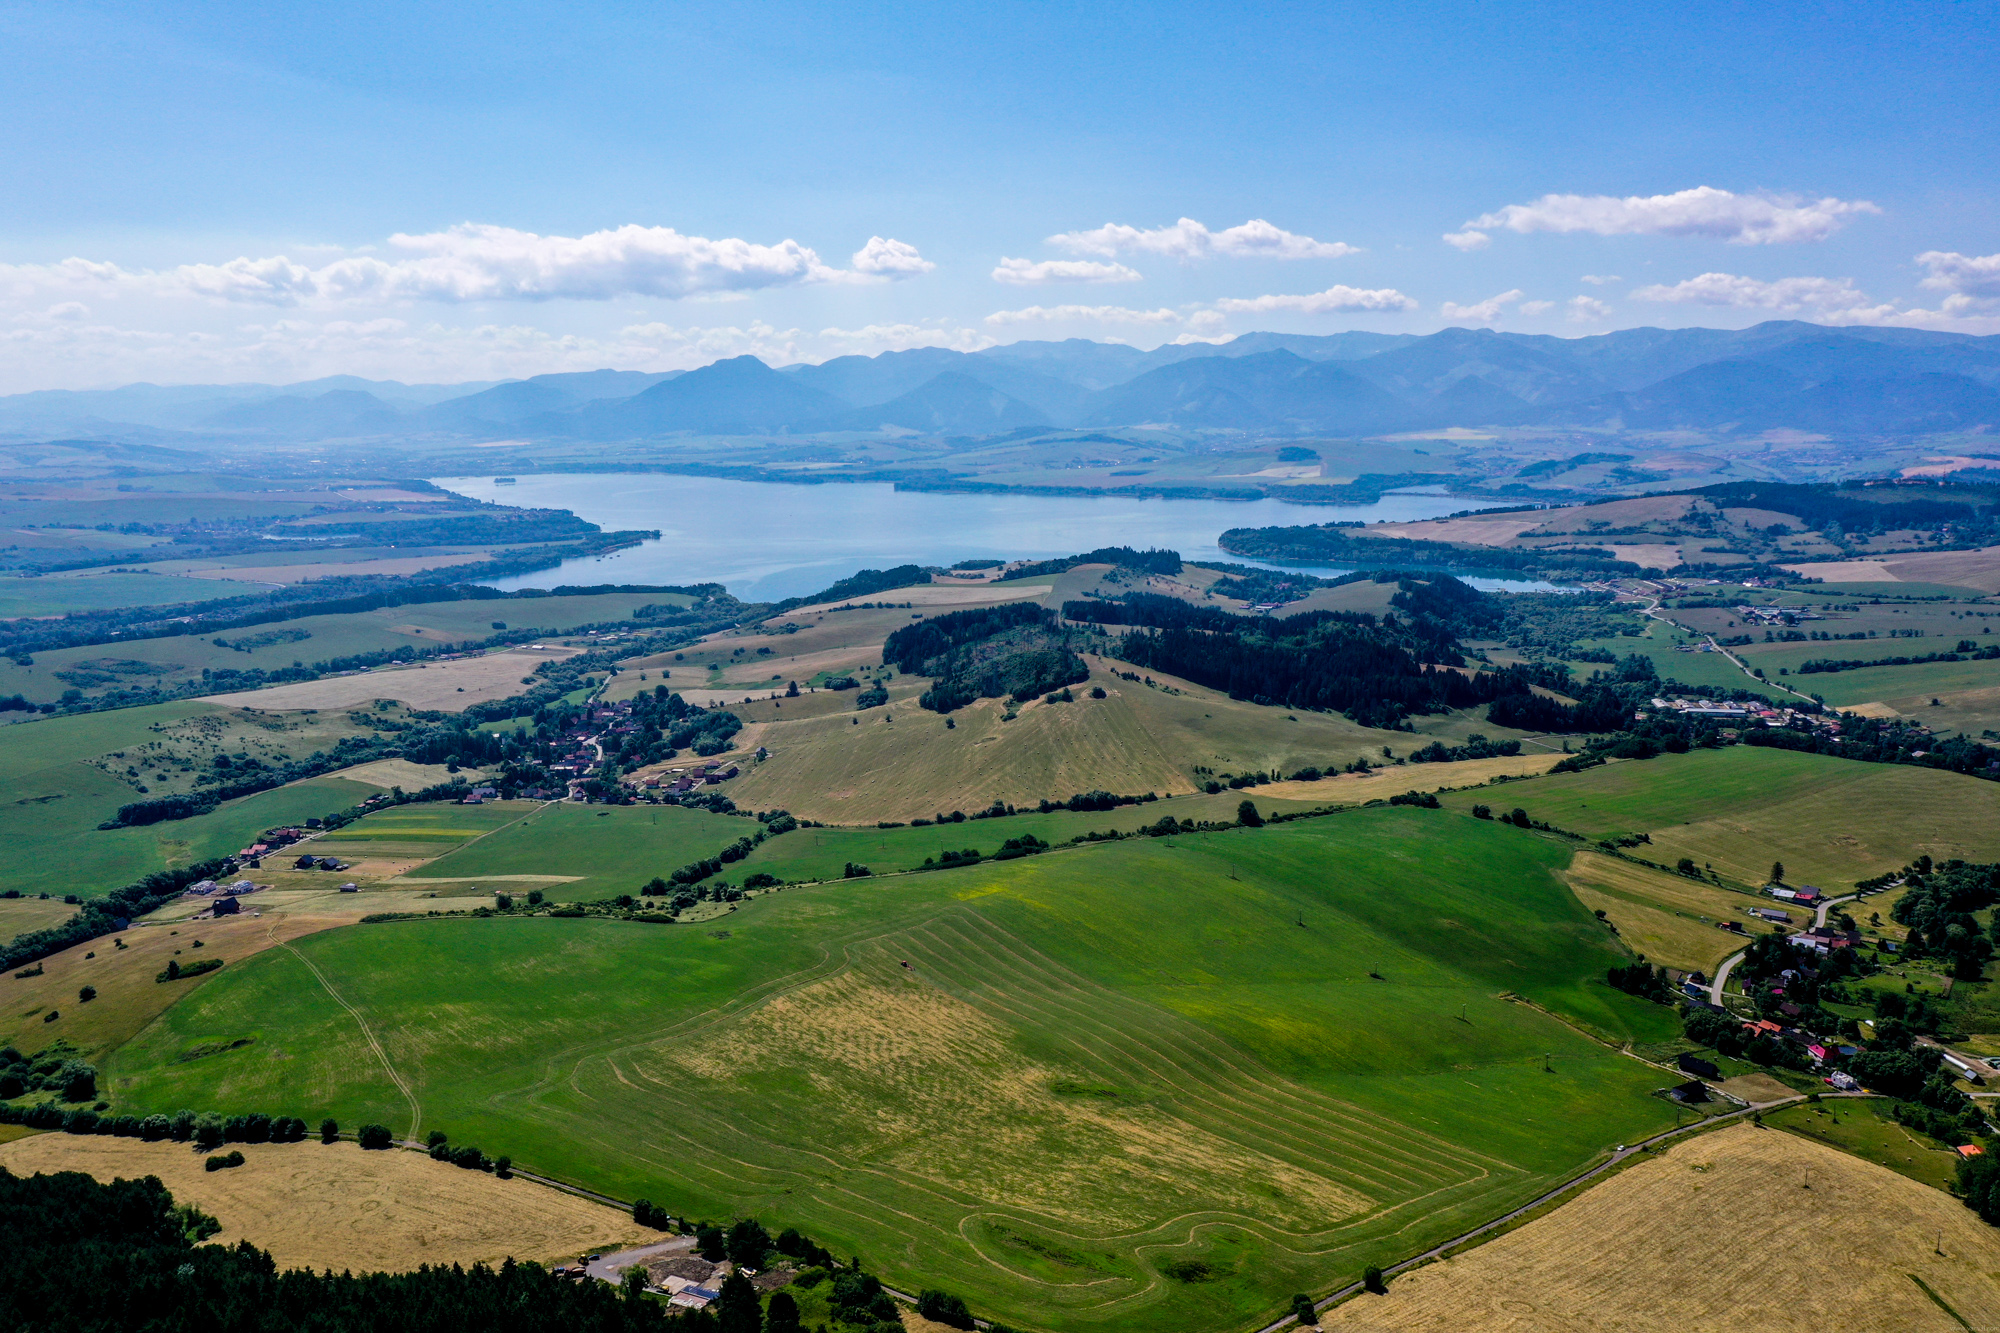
(3, 0, 1997, 389)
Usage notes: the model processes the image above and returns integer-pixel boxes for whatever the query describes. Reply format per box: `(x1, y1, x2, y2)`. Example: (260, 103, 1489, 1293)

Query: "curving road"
(1708, 948, 1747, 1005)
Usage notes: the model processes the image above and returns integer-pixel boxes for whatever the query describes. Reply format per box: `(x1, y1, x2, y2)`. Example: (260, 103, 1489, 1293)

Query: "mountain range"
(6, 321, 1999, 443)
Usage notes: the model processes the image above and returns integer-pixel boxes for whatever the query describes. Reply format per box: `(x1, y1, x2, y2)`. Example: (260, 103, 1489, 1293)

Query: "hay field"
(0, 1136, 641, 1273)
(200, 647, 576, 712)
(1558, 851, 1758, 975)
(1785, 544, 2000, 593)
(409, 802, 749, 899)
(1258, 753, 1564, 804)
(175, 552, 499, 584)
(1317, 1123, 2000, 1333)
(723, 654, 1414, 823)
(104, 810, 1681, 1333)
(1439, 747, 2000, 889)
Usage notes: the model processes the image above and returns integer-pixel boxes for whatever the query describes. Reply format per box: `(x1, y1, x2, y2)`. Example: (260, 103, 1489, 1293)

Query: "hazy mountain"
(1079, 350, 1411, 433)
(7, 321, 2000, 444)
(561, 354, 846, 435)
(198, 389, 409, 437)
(421, 369, 679, 431)
(823, 372, 1053, 433)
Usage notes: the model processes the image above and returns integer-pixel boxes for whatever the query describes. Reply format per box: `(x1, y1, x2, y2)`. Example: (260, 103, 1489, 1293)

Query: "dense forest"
(883, 604, 1088, 713)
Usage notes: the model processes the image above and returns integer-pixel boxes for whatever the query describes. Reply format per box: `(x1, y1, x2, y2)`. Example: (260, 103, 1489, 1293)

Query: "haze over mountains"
(6, 321, 2000, 444)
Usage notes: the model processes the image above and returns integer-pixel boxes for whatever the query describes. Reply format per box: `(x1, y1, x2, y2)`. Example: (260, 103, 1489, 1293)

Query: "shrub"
(917, 1290, 974, 1329)
(1471, 804, 1492, 819)
(1237, 800, 1263, 828)
(1363, 1265, 1387, 1295)
(356, 1123, 393, 1150)
(493, 1155, 512, 1179)
(319, 1118, 340, 1144)
(192, 1115, 224, 1149)
(204, 1151, 245, 1172)
(77, 986, 96, 1003)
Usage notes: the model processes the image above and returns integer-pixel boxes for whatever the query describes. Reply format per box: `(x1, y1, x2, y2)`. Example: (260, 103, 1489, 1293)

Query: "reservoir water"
(434, 473, 1548, 601)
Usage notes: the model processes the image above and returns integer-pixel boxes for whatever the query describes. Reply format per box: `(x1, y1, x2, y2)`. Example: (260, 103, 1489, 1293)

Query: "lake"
(433, 473, 1551, 600)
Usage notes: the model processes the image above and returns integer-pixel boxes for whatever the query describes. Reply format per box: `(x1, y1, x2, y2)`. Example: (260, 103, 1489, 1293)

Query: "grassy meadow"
(103, 809, 1680, 1333)
(0, 701, 391, 898)
(1440, 746, 2000, 890)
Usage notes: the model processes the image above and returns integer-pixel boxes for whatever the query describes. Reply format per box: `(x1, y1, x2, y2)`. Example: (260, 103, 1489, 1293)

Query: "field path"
(280, 940, 423, 1142)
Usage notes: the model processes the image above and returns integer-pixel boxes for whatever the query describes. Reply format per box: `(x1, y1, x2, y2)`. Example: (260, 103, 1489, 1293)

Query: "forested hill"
(1062, 580, 1543, 729)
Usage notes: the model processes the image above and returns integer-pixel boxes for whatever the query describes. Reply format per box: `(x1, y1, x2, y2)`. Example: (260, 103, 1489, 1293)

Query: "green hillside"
(104, 809, 1677, 1333)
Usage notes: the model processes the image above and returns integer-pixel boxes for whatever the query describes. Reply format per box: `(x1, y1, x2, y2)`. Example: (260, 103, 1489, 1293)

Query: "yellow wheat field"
(1319, 1122, 2000, 1333)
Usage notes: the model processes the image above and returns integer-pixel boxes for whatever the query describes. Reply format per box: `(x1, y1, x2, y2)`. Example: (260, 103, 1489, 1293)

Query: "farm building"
(1752, 908, 1791, 923)
(1677, 1053, 1721, 1080)
(1669, 1080, 1710, 1103)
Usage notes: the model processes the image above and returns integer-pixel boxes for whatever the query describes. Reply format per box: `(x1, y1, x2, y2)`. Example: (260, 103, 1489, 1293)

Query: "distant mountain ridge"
(4, 320, 1998, 442)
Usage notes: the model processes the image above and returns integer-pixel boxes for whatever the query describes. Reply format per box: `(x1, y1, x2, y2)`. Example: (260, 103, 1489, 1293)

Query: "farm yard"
(99, 809, 1684, 1333)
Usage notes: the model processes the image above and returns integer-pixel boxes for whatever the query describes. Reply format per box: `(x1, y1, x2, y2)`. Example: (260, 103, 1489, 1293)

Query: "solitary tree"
(1771, 861, 1785, 884)
(319, 1118, 340, 1144)
(1291, 1293, 1318, 1327)
(713, 1271, 762, 1333)
(1362, 1266, 1387, 1295)
(77, 985, 96, 1003)
(765, 1290, 804, 1333)
(1237, 800, 1264, 828)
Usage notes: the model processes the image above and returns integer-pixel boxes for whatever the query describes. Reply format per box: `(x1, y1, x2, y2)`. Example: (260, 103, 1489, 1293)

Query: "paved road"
(1708, 947, 1747, 1004)
(1814, 893, 1859, 928)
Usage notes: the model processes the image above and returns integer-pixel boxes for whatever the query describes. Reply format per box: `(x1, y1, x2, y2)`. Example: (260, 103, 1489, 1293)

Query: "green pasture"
(1765, 1098, 1961, 1191)
(1440, 746, 2000, 890)
(1792, 657, 2000, 707)
(399, 803, 735, 894)
(312, 800, 535, 864)
(104, 809, 1678, 1333)
(0, 702, 393, 900)
(0, 573, 237, 618)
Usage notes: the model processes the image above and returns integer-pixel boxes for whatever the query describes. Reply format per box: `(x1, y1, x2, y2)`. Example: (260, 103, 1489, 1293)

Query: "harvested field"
(0, 1136, 641, 1273)
(1318, 1122, 2000, 1333)
(1558, 851, 1755, 975)
(200, 646, 578, 712)
(771, 582, 1051, 620)
(329, 758, 487, 791)
(174, 553, 499, 584)
(1259, 753, 1564, 804)
(1784, 544, 2000, 593)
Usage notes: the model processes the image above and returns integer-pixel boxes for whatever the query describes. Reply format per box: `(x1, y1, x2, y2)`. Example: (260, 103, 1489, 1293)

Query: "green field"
(1440, 746, 2000, 890)
(313, 800, 541, 864)
(0, 572, 237, 617)
(103, 809, 1679, 1333)
(1765, 1098, 1962, 1191)
(0, 702, 390, 898)
(405, 802, 745, 895)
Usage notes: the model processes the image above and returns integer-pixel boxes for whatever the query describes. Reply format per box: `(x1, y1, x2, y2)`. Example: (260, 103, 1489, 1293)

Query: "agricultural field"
(0, 589, 677, 708)
(406, 802, 746, 897)
(1318, 1122, 2000, 1333)
(101, 809, 1682, 1333)
(0, 700, 408, 898)
(1438, 746, 2000, 890)
(0, 1135, 642, 1273)
(721, 654, 1463, 824)
(1558, 850, 1758, 976)
(0, 572, 237, 618)
(199, 645, 579, 712)
(1764, 1097, 1965, 1192)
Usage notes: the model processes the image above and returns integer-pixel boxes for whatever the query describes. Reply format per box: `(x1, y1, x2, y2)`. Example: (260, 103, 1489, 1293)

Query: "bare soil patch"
(0, 1136, 641, 1272)
(200, 647, 577, 712)
(1318, 1123, 2000, 1333)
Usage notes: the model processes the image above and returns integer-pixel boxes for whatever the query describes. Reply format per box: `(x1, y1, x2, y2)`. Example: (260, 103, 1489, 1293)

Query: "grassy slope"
(104, 810, 1676, 1333)
(1440, 746, 2000, 890)
(0, 573, 239, 618)
(0, 702, 388, 899)
(407, 802, 750, 897)
(724, 655, 1413, 824)
(0, 591, 683, 705)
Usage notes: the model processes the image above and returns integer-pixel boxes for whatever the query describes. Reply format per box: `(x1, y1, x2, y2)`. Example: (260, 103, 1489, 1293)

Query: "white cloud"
(1916, 250, 2000, 302)
(1047, 217, 1358, 261)
(1211, 285, 1417, 314)
(1441, 289, 1525, 324)
(1580, 274, 1622, 285)
(1459, 187, 1879, 246)
(983, 304, 1182, 327)
(850, 236, 935, 277)
(0, 223, 933, 307)
(1568, 295, 1614, 321)
(990, 257, 1144, 285)
(1519, 300, 1555, 315)
(1442, 230, 1491, 252)
(1629, 271, 1890, 316)
(812, 322, 995, 355)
